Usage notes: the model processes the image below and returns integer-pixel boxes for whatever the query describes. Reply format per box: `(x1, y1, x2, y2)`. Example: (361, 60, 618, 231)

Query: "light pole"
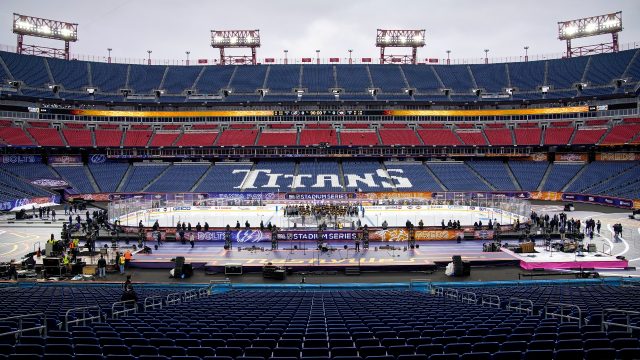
(147, 50, 152, 65)
(446, 50, 451, 65)
(107, 48, 112, 64)
(185, 51, 190, 66)
(484, 49, 489, 64)
(284, 49, 288, 64)
(316, 49, 320, 64)
(348, 49, 353, 64)
(524, 46, 529, 62)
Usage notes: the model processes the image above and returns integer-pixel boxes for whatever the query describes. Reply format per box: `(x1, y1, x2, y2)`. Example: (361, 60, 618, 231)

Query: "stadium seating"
(27, 127, 65, 147)
(340, 131, 379, 146)
(120, 164, 170, 192)
(379, 129, 421, 146)
(484, 128, 513, 146)
(427, 162, 492, 191)
(216, 129, 259, 146)
(53, 166, 96, 194)
(257, 131, 298, 146)
(467, 161, 517, 190)
(513, 127, 542, 146)
(543, 127, 574, 146)
(149, 132, 180, 147)
(94, 129, 123, 147)
(456, 130, 487, 146)
(3, 49, 639, 102)
(572, 128, 607, 145)
(541, 163, 584, 191)
(194, 162, 252, 192)
(0, 126, 35, 146)
(174, 132, 218, 147)
(297, 160, 344, 191)
(251, 161, 296, 190)
(384, 162, 445, 191)
(417, 129, 462, 146)
(508, 161, 549, 191)
(1, 162, 59, 180)
(600, 124, 640, 145)
(122, 130, 152, 147)
(146, 164, 209, 192)
(88, 163, 130, 193)
(62, 129, 93, 147)
(566, 161, 637, 194)
(299, 129, 338, 146)
(342, 161, 384, 191)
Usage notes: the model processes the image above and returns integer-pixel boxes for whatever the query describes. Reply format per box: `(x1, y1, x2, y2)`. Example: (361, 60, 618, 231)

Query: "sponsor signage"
(0, 195, 60, 211)
(31, 178, 69, 189)
(49, 155, 83, 164)
(596, 152, 640, 161)
(562, 193, 634, 209)
(1, 155, 41, 164)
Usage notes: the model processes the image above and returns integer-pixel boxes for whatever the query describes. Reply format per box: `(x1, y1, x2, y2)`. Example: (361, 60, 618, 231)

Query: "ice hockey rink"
(114, 204, 526, 229)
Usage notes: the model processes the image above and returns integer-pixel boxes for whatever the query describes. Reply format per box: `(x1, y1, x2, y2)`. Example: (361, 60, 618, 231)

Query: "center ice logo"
(231, 168, 413, 189)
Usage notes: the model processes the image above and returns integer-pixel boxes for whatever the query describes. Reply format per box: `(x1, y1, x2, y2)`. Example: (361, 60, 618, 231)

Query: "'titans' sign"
(232, 168, 413, 189)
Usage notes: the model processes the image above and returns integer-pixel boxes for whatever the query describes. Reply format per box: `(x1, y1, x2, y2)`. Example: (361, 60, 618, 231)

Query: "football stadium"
(0, 1, 640, 358)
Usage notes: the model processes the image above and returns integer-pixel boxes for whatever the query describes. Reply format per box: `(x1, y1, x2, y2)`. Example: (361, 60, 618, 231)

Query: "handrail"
(143, 296, 164, 311)
(0, 313, 47, 339)
(621, 279, 640, 287)
(184, 289, 198, 301)
(198, 287, 210, 298)
(601, 309, 640, 333)
(459, 290, 477, 304)
(64, 306, 102, 331)
(507, 297, 534, 315)
(111, 300, 137, 319)
(166, 292, 183, 306)
(444, 288, 459, 301)
(545, 302, 583, 327)
(481, 294, 501, 308)
(208, 279, 232, 294)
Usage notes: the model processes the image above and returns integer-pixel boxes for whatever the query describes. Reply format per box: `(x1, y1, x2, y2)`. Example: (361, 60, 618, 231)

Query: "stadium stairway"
(115, 165, 133, 193)
(504, 163, 522, 190)
(189, 165, 215, 192)
(378, 162, 398, 192)
(536, 163, 554, 191)
(83, 166, 100, 193)
(464, 163, 496, 191)
(423, 163, 448, 191)
(561, 164, 589, 192)
(142, 164, 174, 192)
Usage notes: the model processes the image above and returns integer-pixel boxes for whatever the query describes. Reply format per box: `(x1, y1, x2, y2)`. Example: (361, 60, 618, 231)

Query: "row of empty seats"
(2, 49, 639, 101)
(5, 121, 638, 148)
(1, 159, 639, 197)
(1, 284, 639, 360)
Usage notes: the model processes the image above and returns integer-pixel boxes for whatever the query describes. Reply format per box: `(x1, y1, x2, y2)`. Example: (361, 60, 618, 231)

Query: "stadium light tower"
(211, 29, 260, 65)
(12, 13, 78, 60)
(376, 29, 426, 64)
(558, 11, 622, 57)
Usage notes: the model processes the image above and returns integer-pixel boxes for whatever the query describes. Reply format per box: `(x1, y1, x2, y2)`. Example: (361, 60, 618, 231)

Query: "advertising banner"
(49, 155, 83, 164)
(0, 195, 60, 211)
(369, 228, 463, 241)
(31, 179, 69, 189)
(1, 155, 41, 164)
(562, 193, 634, 209)
(556, 153, 588, 162)
(172, 230, 271, 243)
(285, 193, 357, 201)
(276, 230, 360, 242)
(66, 193, 112, 202)
(596, 152, 640, 161)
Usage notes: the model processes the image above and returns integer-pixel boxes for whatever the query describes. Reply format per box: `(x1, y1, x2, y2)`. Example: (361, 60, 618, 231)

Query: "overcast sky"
(0, 0, 638, 63)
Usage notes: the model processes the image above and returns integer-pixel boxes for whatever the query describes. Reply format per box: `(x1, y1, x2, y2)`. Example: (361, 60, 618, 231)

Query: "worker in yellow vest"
(119, 254, 125, 274)
(62, 252, 71, 274)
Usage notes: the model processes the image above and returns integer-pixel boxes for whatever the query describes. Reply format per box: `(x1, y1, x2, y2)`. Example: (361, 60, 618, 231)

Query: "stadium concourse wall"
(63, 189, 640, 211)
